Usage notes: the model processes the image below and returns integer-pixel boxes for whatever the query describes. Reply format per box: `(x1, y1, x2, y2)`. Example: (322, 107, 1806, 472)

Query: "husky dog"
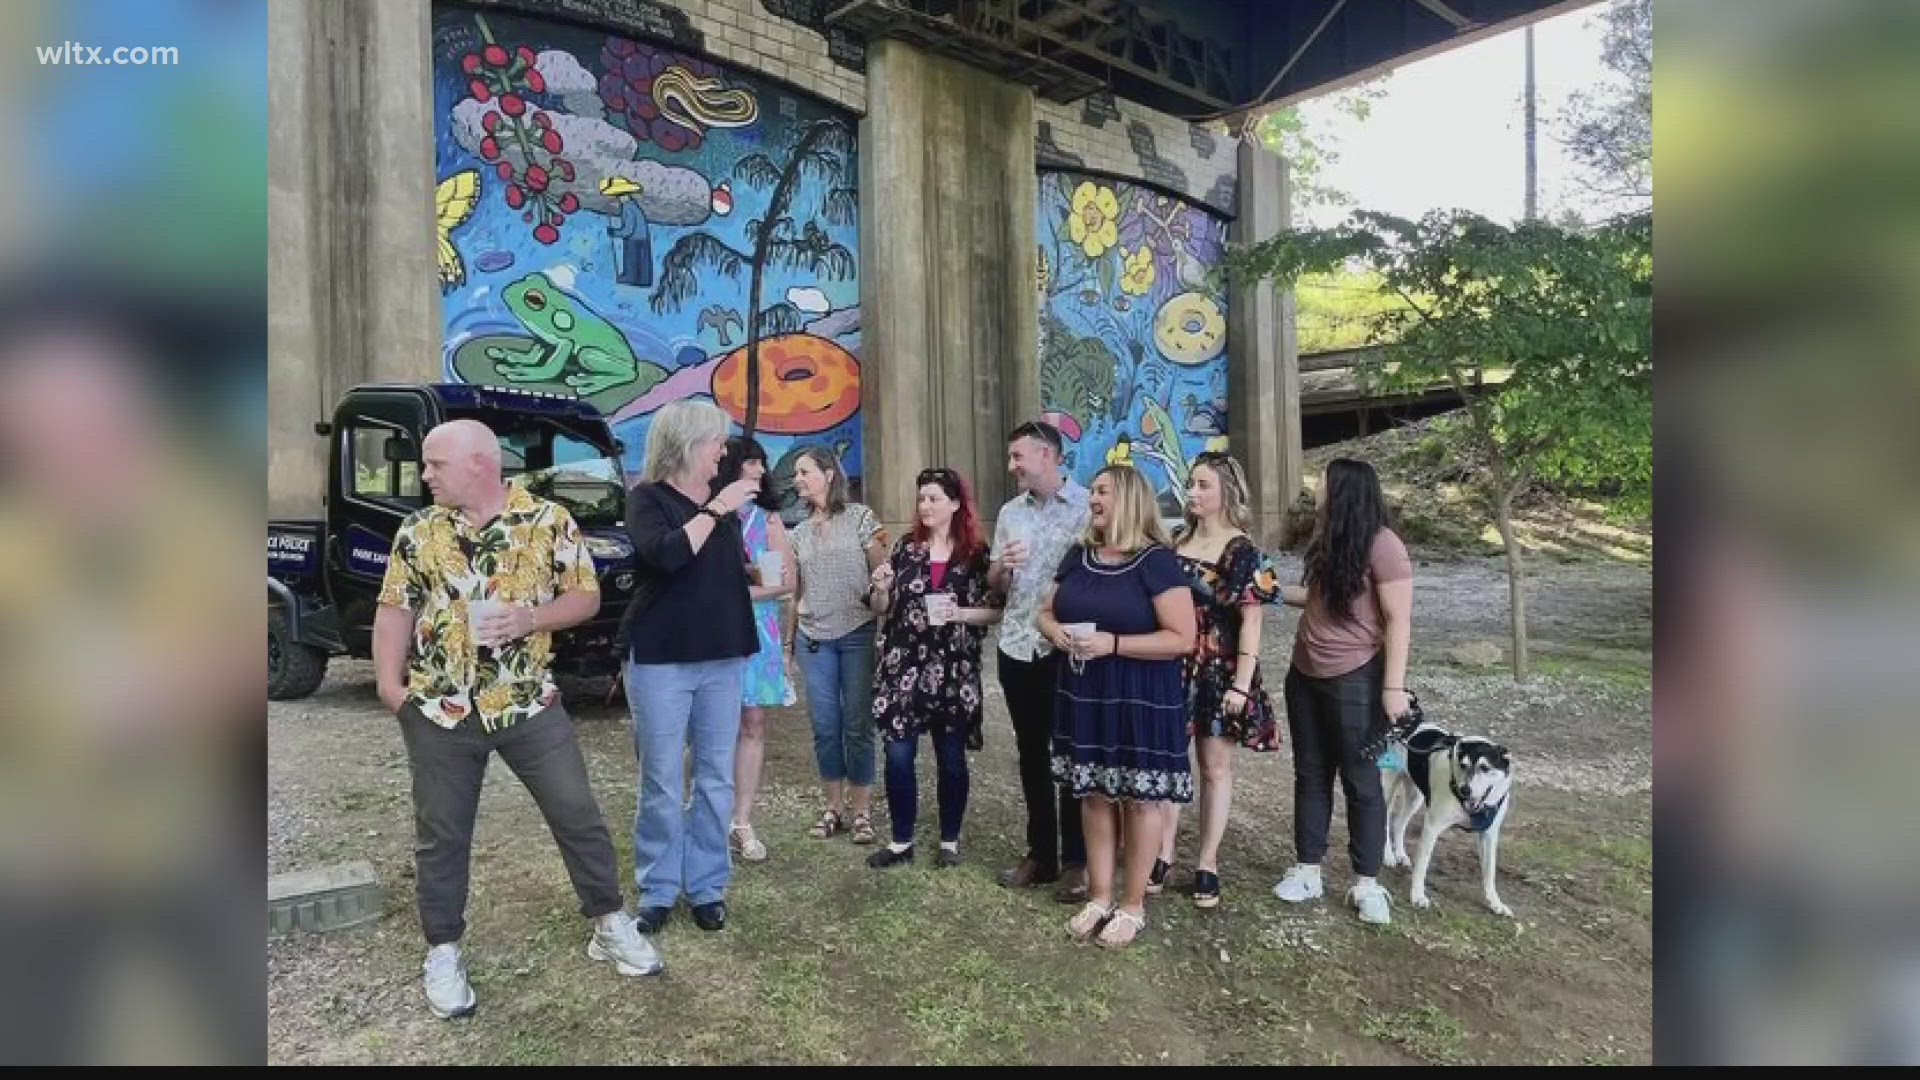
(1380, 722, 1515, 917)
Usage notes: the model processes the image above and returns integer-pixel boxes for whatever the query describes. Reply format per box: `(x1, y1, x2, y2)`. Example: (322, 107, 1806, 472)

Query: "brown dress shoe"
(997, 857, 1059, 889)
(1052, 865, 1090, 904)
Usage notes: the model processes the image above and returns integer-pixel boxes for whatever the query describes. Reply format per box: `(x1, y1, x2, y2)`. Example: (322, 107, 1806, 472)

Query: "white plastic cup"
(756, 550, 783, 589)
(1061, 622, 1097, 672)
(470, 598, 510, 648)
(927, 594, 957, 626)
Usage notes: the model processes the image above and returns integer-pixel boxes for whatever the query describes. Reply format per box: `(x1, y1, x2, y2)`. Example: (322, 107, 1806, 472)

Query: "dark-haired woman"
(714, 437, 795, 864)
(1269, 458, 1413, 927)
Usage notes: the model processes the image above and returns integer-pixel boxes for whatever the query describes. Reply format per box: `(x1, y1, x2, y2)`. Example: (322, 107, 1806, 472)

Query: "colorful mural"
(432, 4, 862, 514)
(1036, 170, 1230, 518)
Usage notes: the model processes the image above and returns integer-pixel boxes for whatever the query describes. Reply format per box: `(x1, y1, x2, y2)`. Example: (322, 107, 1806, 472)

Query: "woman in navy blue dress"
(1039, 464, 1197, 948)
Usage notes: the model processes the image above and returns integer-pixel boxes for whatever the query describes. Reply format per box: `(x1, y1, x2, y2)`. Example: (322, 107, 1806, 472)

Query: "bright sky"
(1295, 3, 1618, 228)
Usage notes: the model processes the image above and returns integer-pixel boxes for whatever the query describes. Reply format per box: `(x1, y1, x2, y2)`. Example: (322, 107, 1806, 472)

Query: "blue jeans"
(794, 624, 877, 787)
(884, 728, 970, 845)
(625, 657, 745, 909)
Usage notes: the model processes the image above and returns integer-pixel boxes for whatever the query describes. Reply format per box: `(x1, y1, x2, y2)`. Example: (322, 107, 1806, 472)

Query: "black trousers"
(997, 650, 1085, 871)
(1283, 653, 1387, 877)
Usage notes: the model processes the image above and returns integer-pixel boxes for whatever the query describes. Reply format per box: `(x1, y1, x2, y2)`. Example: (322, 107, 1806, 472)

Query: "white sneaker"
(423, 943, 477, 1019)
(1349, 880, 1393, 925)
(1272, 864, 1324, 903)
(588, 913, 665, 977)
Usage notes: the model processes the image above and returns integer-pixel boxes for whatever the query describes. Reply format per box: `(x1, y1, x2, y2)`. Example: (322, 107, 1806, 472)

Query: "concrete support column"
(858, 38, 1037, 537)
(1227, 136, 1304, 549)
(269, 0, 440, 520)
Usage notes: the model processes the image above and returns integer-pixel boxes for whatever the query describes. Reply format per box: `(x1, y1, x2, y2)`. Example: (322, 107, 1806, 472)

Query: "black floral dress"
(871, 538, 996, 749)
(1177, 534, 1282, 752)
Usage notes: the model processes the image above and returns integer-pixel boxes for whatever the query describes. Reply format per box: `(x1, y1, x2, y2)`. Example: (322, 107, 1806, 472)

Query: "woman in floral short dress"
(715, 438, 795, 863)
(1155, 452, 1281, 909)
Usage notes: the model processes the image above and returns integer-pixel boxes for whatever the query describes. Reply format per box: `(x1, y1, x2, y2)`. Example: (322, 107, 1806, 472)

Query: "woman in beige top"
(787, 447, 890, 845)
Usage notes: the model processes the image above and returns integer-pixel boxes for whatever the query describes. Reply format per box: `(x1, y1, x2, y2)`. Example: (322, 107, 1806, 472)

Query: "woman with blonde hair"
(622, 400, 762, 935)
(1154, 452, 1281, 909)
(1038, 465, 1196, 948)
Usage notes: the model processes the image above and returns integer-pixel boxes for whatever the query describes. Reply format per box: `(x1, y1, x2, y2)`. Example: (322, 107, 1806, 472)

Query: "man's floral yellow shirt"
(378, 483, 598, 732)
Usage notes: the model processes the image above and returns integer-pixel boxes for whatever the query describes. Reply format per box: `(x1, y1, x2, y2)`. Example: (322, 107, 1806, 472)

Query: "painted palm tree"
(649, 117, 857, 437)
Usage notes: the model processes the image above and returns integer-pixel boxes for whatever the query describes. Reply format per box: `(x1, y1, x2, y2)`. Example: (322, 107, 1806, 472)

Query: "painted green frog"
(486, 273, 662, 398)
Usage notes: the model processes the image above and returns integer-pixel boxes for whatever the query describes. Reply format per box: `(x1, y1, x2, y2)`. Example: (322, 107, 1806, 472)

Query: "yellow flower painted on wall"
(1120, 246, 1156, 295)
(1068, 181, 1120, 258)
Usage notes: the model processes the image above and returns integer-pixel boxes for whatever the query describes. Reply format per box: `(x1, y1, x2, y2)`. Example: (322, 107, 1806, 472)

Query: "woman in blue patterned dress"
(1039, 464, 1197, 948)
(715, 438, 795, 863)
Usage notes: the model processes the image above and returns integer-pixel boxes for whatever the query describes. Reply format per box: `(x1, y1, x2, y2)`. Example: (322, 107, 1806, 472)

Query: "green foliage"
(1232, 209, 1652, 512)
(1294, 268, 1409, 353)
(1252, 78, 1389, 217)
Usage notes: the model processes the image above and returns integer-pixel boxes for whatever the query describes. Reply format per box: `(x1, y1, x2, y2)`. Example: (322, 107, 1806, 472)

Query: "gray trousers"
(398, 701, 624, 945)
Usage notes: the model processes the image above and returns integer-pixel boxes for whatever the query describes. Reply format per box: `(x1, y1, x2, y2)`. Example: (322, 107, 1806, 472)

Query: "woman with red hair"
(864, 467, 1004, 868)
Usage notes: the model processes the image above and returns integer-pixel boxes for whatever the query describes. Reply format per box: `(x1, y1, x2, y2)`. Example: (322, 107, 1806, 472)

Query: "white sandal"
(1067, 901, 1115, 942)
(729, 823, 768, 862)
(1096, 908, 1147, 949)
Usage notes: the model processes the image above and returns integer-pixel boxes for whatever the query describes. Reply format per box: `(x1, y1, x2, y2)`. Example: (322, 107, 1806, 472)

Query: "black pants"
(1283, 653, 1387, 877)
(398, 701, 624, 945)
(997, 650, 1085, 871)
(883, 728, 970, 845)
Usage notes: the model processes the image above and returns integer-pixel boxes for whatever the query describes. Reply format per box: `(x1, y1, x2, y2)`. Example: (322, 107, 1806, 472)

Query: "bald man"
(374, 420, 662, 1020)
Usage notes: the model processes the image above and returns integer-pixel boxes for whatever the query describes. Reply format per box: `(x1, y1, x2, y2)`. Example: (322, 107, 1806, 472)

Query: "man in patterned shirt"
(988, 421, 1092, 902)
(374, 419, 661, 1019)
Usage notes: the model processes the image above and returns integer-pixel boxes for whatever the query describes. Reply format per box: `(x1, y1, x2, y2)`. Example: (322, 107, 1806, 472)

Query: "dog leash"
(1360, 690, 1425, 763)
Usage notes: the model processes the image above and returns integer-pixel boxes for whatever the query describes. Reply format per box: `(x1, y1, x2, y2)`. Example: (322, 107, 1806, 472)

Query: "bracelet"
(1224, 687, 1249, 700)
(700, 504, 726, 521)
(1110, 635, 1121, 657)
(1237, 651, 1258, 657)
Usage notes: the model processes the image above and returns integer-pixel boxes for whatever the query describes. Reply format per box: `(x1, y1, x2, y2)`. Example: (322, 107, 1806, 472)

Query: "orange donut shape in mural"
(710, 333, 862, 435)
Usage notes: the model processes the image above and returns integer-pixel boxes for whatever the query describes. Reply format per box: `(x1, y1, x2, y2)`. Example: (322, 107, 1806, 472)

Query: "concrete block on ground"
(269, 860, 384, 937)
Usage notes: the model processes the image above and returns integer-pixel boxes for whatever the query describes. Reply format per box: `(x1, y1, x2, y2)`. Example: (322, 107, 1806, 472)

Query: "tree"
(1252, 77, 1389, 221)
(1230, 210, 1652, 680)
(1558, 0, 1652, 211)
(650, 117, 857, 437)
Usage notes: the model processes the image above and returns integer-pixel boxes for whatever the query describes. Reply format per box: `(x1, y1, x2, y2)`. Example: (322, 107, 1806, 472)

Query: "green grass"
(1533, 652, 1652, 691)
(1361, 1003, 1468, 1063)
(272, 728, 1653, 1065)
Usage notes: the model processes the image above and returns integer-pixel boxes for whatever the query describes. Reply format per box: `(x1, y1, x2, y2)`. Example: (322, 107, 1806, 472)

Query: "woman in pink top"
(1269, 459, 1413, 927)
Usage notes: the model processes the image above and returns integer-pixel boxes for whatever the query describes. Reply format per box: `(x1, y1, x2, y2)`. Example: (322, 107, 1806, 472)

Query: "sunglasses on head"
(917, 468, 959, 488)
(1009, 423, 1063, 454)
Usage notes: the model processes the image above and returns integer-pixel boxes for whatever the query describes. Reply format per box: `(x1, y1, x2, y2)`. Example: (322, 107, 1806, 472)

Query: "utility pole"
(1524, 23, 1539, 221)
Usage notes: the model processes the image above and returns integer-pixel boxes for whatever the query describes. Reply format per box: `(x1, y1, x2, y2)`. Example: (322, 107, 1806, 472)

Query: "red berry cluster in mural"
(596, 38, 722, 154)
(461, 40, 571, 245)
